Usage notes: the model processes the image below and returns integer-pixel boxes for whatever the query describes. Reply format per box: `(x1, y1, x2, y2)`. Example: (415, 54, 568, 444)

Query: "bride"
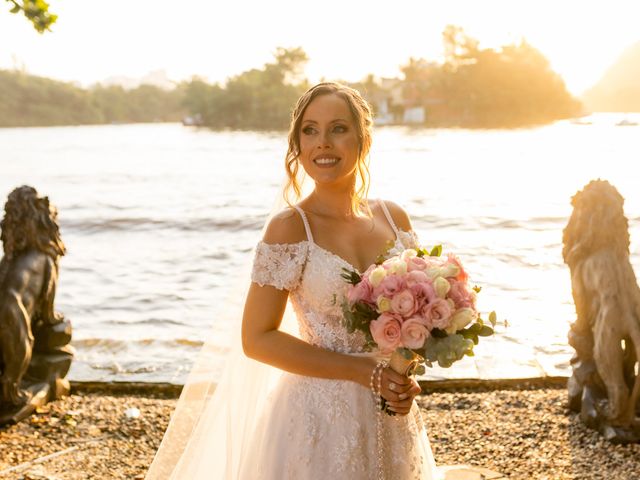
(146, 82, 440, 479)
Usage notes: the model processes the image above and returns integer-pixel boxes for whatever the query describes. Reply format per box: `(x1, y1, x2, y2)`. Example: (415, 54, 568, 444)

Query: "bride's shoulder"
(378, 199, 413, 232)
(262, 206, 308, 245)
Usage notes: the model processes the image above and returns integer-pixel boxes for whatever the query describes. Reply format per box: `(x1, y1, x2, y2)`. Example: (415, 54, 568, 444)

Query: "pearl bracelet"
(370, 359, 388, 480)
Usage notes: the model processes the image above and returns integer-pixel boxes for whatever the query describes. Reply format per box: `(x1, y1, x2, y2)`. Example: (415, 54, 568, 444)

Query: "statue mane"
(0, 186, 66, 285)
(562, 179, 630, 268)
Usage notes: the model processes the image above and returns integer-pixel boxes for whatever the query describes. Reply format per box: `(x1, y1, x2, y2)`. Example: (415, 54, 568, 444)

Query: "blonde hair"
(283, 82, 373, 218)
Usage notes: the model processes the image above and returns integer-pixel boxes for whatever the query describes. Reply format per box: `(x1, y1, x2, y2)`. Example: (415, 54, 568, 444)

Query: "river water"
(0, 114, 638, 383)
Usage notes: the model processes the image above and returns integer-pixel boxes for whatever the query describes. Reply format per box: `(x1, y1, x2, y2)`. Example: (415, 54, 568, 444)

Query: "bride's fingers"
(383, 368, 412, 388)
(386, 404, 411, 415)
(385, 397, 415, 410)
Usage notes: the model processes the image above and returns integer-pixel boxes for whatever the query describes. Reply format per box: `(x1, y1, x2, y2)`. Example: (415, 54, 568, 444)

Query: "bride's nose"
(318, 130, 332, 149)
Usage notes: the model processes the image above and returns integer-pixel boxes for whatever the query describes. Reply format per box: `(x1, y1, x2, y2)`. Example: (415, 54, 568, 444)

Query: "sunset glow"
(0, 0, 638, 95)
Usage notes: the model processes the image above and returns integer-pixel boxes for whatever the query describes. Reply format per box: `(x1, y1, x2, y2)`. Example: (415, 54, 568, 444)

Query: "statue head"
(0, 185, 66, 261)
(562, 179, 629, 268)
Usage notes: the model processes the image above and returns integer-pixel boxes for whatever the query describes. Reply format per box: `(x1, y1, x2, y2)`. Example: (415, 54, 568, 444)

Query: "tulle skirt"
(239, 372, 439, 480)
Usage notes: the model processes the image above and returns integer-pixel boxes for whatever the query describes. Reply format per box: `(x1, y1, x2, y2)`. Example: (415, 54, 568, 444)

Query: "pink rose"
(409, 281, 435, 312)
(405, 270, 429, 288)
(375, 274, 405, 298)
(447, 279, 475, 309)
(370, 312, 403, 353)
(400, 317, 430, 349)
(447, 253, 469, 283)
(422, 298, 453, 330)
(407, 255, 429, 272)
(390, 289, 418, 317)
(347, 279, 374, 305)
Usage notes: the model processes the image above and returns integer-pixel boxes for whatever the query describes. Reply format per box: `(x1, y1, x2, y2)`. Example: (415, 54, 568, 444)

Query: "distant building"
(369, 76, 428, 125)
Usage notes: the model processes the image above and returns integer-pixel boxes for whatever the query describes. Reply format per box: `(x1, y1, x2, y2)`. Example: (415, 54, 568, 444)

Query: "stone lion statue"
(0, 186, 71, 424)
(563, 179, 640, 442)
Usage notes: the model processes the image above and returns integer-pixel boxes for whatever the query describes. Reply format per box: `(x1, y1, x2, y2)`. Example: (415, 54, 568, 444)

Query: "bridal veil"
(145, 174, 312, 479)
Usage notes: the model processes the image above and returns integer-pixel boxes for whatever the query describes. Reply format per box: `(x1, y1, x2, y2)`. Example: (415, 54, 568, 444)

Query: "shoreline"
(2, 381, 639, 479)
(66, 376, 570, 398)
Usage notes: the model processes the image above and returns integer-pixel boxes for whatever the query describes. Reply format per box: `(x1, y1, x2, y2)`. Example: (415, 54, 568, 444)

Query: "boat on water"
(615, 118, 638, 126)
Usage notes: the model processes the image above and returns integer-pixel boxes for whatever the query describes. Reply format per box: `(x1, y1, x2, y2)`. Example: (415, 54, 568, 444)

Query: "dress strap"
(292, 205, 315, 244)
(378, 199, 400, 239)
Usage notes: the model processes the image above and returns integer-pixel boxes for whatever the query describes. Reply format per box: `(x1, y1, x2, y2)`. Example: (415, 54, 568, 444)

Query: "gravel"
(0, 386, 638, 479)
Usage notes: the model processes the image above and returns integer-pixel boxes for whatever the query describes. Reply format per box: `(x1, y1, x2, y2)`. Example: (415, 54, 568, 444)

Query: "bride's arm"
(242, 282, 379, 387)
(241, 209, 420, 413)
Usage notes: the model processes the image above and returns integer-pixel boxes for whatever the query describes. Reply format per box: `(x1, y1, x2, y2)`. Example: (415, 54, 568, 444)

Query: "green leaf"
(429, 245, 442, 257)
(488, 311, 497, 327)
(478, 325, 494, 337)
(340, 267, 361, 285)
(414, 364, 426, 375)
(430, 328, 447, 338)
(398, 347, 415, 360)
(466, 323, 483, 334)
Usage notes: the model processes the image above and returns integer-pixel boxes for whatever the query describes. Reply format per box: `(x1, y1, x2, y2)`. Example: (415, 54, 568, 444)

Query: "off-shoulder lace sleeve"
(251, 241, 309, 291)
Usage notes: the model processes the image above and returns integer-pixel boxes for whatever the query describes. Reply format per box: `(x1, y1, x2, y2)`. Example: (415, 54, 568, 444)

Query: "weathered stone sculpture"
(563, 179, 640, 443)
(0, 186, 72, 425)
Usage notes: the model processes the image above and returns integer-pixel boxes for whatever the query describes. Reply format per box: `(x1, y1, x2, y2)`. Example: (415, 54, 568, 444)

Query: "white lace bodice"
(251, 200, 420, 353)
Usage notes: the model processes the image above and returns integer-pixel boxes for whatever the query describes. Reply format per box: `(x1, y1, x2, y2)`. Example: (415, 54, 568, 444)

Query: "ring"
(398, 393, 408, 400)
(388, 382, 397, 392)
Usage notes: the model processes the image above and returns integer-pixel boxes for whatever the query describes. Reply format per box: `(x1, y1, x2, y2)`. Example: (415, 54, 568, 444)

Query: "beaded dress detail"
(245, 200, 438, 480)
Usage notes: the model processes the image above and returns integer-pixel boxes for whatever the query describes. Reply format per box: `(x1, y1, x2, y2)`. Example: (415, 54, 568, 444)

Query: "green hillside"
(0, 70, 185, 127)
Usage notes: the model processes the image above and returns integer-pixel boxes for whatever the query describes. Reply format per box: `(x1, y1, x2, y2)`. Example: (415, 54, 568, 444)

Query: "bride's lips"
(313, 155, 341, 168)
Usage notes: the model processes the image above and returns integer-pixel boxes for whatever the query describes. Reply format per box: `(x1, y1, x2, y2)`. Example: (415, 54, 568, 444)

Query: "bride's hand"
(379, 368, 421, 416)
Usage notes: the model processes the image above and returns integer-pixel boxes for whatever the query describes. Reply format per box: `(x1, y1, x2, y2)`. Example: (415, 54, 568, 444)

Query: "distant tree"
(5, 0, 57, 33)
(182, 47, 310, 129)
(0, 70, 185, 126)
(400, 57, 440, 107)
(424, 26, 581, 126)
(442, 24, 479, 68)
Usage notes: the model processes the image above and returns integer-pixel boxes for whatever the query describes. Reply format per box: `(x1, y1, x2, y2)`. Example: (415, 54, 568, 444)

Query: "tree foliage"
(5, 0, 56, 32)
(0, 70, 185, 127)
(181, 47, 310, 129)
(396, 26, 581, 127)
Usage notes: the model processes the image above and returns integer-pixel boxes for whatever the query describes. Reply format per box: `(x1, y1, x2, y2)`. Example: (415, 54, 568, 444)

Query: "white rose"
(441, 263, 460, 278)
(445, 308, 476, 334)
(368, 266, 387, 288)
(400, 249, 418, 261)
(426, 266, 442, 279)
(387, 260, 408, 275)
(376, 296, 392, 312)
(434, 276, 451, 298)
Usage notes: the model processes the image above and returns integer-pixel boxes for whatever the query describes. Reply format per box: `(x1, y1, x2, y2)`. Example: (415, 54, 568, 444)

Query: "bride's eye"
(333, 125, 347, 133)
(302, 126, 317, 135)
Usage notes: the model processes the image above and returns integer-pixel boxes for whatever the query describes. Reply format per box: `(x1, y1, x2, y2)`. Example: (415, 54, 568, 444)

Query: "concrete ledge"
(69, 376, 569, 399)
(420, 375, 568, 392)
(70, 381, 183, 398)
(440, 464, 506, 479)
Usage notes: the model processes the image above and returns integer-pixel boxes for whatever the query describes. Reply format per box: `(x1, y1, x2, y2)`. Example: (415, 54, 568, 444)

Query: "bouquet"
(341, 245, 496, 413)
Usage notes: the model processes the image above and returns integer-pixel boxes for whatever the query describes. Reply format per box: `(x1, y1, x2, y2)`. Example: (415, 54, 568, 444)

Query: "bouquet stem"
(380, 348, 421, 416)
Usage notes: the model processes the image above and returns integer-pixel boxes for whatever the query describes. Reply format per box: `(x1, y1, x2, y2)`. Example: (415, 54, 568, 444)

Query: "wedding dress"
(146, 199, 440, 480)
(240, 200, 439, 479)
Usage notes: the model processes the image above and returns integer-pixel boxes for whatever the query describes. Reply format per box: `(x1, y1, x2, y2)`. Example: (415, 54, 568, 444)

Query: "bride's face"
(298, 93, 360, 186)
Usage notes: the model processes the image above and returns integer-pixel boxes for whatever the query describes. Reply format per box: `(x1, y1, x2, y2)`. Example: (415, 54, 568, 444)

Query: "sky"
(1, 0, 639, 95)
